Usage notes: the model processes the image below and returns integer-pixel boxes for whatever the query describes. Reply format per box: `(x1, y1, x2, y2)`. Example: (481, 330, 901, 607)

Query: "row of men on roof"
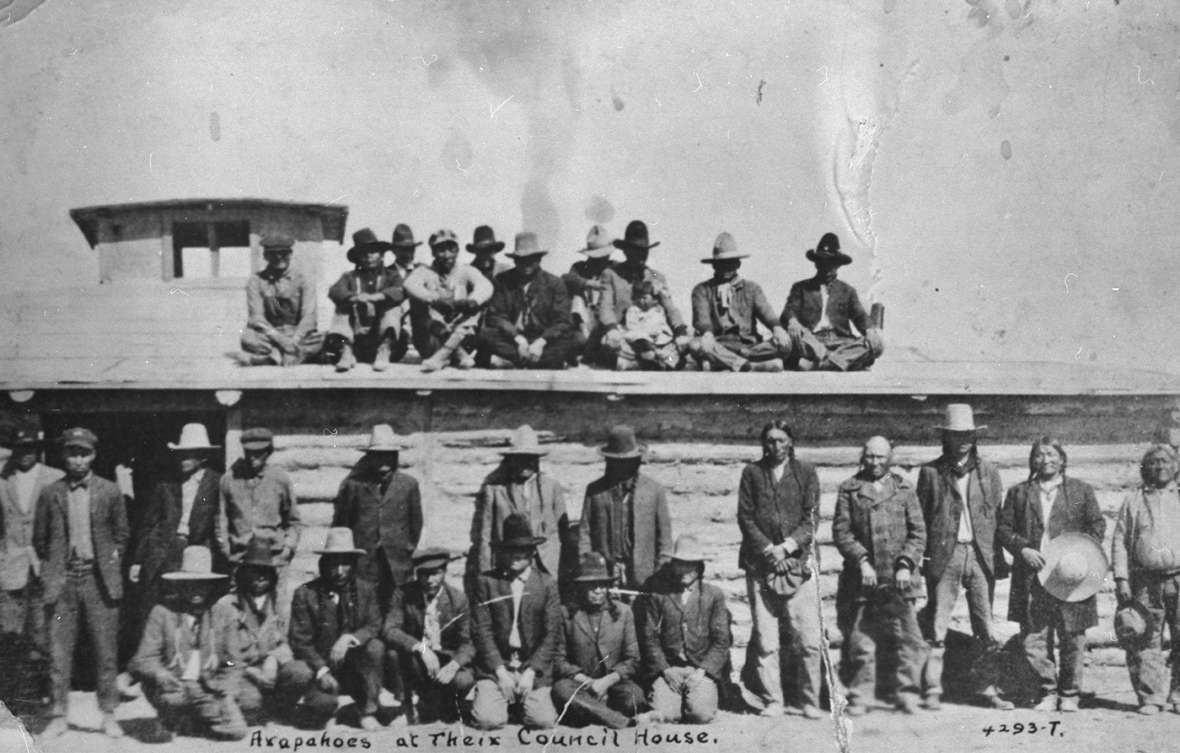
(237, 221, 884, 373)
(2, 402, 1179, 742)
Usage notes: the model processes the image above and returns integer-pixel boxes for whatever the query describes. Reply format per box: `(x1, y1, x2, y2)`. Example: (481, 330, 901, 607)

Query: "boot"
(335, 343, 356, 372)
(1033, 693, 1058, 712)
(372, 339, 392, 371)
(421, 345, 456, 373)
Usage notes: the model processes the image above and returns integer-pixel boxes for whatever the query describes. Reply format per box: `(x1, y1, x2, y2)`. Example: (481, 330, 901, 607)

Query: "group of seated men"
(4, 400, 1179, 741)
(237, 221, 885, 373)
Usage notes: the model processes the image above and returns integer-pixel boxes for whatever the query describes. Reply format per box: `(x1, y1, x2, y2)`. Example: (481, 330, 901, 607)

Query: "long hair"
(760, 420, 795, 461)
(1139, 443, 1178, 486)
(1026, 436, 1068, 481)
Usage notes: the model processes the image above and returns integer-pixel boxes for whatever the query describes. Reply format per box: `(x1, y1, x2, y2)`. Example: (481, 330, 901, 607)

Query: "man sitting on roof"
(237, 234, 323, 366)
(325, 227, 409, 372)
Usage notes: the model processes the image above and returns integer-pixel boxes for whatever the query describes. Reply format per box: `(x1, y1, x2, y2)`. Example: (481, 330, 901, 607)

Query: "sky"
(2, 0, 1179, 371)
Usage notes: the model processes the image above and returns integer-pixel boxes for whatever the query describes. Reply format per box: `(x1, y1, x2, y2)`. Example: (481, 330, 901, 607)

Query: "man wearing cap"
(467, 425, 568, 588)
(579, 425, 672, 593)
(562, 225, 617, 366)
(1111, 444, 1180, 715)
(331, 424, 422, 607)
(552, 552, 649, 728)
(130, 545, 246, 741)
(996, 437, 1105, 712)
(779, 232, 883, 371)
(687, 233, 791, 372)
(404, 228, 494, 372)
(467, 225, 511, 283)
(33, 427, 128, 739)
(237, 234, 323, 366)
(129, 423, 223, 631)
(916, 404, 1012, 710)
(288, 528, 388, 730)
(212, 537, 300, 725)
(325, 227, 408, 372)
(476, 232, 575, 369)
(832, 436, 927, 716)
(638, 535, 731, 724)
(218, 427, 301, 599)
(469, 513, 561, 730)
(382, 547, 475, 723)
(0, 426, 62, 650)
(737, 420, 824, 719)
(598, 220, 689, 363)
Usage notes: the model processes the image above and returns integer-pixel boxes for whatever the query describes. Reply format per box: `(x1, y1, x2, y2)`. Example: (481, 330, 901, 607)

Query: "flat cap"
(428, 229, 459, 248)
(240, 427, 275, 450)
(59, 427, 98, 450)
(260, 233, 295, 251)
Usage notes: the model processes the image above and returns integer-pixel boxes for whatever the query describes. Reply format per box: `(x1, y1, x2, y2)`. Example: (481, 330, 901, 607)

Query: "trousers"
(922, 542, 997, 698)
(650, 668, 718, 723)
(1122, 571, 1180, 707)
(48, 566, 120, 716)
(784, 329, 881, 372)
(475, 328, 575, 369)
(0, 578, 48, 652)
(843, 592, 926, 704)
(240, 325, 324, 365)
(744, 573, 824, 708)
(284, 638, 386, 725)
(392, 649, 475, 721)
(551, 677, 646, 729)
(142, 677, 248, 740)
(470, 677, 558, 730)
(688, 334, 785, 372)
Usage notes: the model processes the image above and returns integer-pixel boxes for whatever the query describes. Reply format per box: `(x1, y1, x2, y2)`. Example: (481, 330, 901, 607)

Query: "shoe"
(801, 704, 823, 720)
(983, 694, 1014, 711)
(1058, 696, 1079, 713)
(359, 715, 381, 731)
(421, 354, 448, 373)
(282, 351, 302, 366)
(387, 714, 409, 730)
(144, 719, 174, 743)
(378, 688, 400, 709)
(633, 711, 661, 726)
(760, 701, 784, 717)
(372, 341, 392, 371)
(896, 696, 920, 715)
(796, 358, 816, 371)
(335, 344, 356, 372)
(749, 360, 784, 373)
(101, 714, 124, 738)
(40, 718, 69, 739)
(922, 694, 941, 711)
(1139, 704, 1161, 716)
(455, 349, 476, 369)
(488, 354, 515, 369)
(1033, 693, 1059, 712)
(844, 703, 868, 717)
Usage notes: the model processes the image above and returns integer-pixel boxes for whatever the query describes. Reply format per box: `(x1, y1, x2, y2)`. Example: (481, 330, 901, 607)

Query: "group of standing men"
(237, 222, 885, 374)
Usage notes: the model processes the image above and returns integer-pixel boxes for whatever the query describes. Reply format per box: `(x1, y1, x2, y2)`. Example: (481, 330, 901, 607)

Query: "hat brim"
(701, 254, 749, 264)
(579, 246, 614, 258)
(573, 574, 614, 583)
(490, 536, 547, 549)
(313, 548, 366, 556)
(168, 443, 220, 452)
(162, 572, 228, 581)
(241, 441, 274, 451)
(413, 555, 459, 569)
(3, 439, 45, 449)
(614, 240, 660, 252)
(935, 425, 987, 433)
(364, 445, 408, 453)
(237, 559, 279, 571)
(806, 249, 852, 266)
(505, 250, 549, 259)
(61, 441, 96, 450)
(499, 448, 549, 456)
(599, 447, 645, 459)
(391, 241, 423, 249)
(467, 242, 505, 253)
(347, 242, 396, 262)
(671, 555, 706, 564)
(1038, 533, 1109, 602)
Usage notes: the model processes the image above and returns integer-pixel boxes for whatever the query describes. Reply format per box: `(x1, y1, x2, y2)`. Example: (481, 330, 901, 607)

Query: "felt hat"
(168, 423, 219, 452)
(240, 427, 274, 451)
(314, 527, 366, 556)
(578, 225, 616, 259)
(598, 425, 646, 459)
(362, 424, 409, 453)
(490, 513, 546, 549)
(347, 227, 394, 263)
(59, 427, 98, 451)
(429, 228, 459, 249)
(805, 232, 852, 266)
(498, 425, 548, 456)
(2, 426, 44, 449)
(467, 225, 505, 254)
(936, 404, 986, 433)
(260, 233, 295, 253)
(700, 232, 748, 264)
(391, 223, 422, 249)
(1038, 532, 1108, 602)
(162, 546, 228, 581)
(613, 220, 660, 252)
(411, 546, 459, 570)
(238, 537, 280, 570)
(1114, 601, 1150, 643)
(670, 535, 707, 564)
(573, 552, 613, 583)
(505, 232, 548, 259)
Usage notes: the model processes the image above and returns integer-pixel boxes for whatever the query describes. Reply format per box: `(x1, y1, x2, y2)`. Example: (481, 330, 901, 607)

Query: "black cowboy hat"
(490, 513, 546, 549)
(467, 225, 505, 254)
(613, 220, 660, 252)
(2, 426, 45, 450)
(573, 552, 613, 583)
(391, 223, 422, 249)
(805, 232, 852, 266)
(238, 537, 280, 571)
(347, 227, 394, 263)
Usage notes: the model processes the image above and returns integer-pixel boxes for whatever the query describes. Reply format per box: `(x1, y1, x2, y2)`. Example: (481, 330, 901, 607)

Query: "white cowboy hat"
(499, 425, 549, 456)
(162, 546, 228, 581)
(1038, 532, 1108, 602)
(936, 404, 987, 432)
(700, 232, 749, 264)
(313, 527, 367, 556)
(362, 424, 409, 453)
(167, 423, 220, 452)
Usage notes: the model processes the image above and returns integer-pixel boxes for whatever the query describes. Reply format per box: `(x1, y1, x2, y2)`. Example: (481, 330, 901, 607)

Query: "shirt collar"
(259, 266, 291, 283)
(67, 472, 92, 491)
(516, 566, 533, 584)
(1037, 475, 1063, 493)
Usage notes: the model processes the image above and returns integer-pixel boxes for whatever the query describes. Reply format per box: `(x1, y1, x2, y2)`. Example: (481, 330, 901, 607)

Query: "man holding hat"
(1111, 444, 1180, 715)
(33, 427, 128, 739)
(916, 404, 1012, 710)
(382, 546, 475, 723)
(476, 232, 575, 369)
(130, 545, 246, 741)
(469, 513, 561, 731)
(579, 425, 672, 593)
(237, 233, 323, 366)
(562, 225, 617, 366)
(997, 436, 1105, 712)
(288, 528, 388, 730)
(552, 551, 649, 729)
(467, 225, 511, 283)
(325, 226, 408, 372)
(687, 232, 791, 372)
(0, 425, 62, 649)
(404, 228, 494, 372)
(637, 535, 731, 724)
(779, 232, 883, 371)
(467, 425, 568, 588)
(331, 424, 423, 607)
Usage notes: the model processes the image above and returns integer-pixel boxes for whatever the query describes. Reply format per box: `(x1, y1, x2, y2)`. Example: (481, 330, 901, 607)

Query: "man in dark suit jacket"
(382, 547, 475, 723)
(475, 232, 575, 369)
(779, 232, 883, 371)
(916, 404, 1013, 710)
(33, 427, 129, 739)
(578, 425, 672, 592)
(469, 514, 560, 730)
(552, 552, 648, 728)
(996, 437, 1105, 712)
(287, 528, 388, 731)
(331, 424, 423, 607)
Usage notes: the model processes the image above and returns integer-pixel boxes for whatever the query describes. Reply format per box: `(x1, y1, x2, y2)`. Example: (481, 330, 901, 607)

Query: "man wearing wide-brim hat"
(997, 436, 1105, 712)
(916, 404, 1013, 710)
(578, 425, 672, 592)
(779, 231, 883, 371)
(130, 545, 247, 742)
(687, 232, 791, 372)
(1111, 444, 1180, 715)
(382, 546, 475, 723)
(237, 233, 324, 367)
(468, 513, 561, 730)
(325, 226, 409, 372)
(331, 424, 422, 608)
(287, 528, 390, 730)
(636, 535, 731, 724)
(475, 232, 577, 369)
(466, 425, 568, 587)
(467, 225, 512, 282)
(561, 225, 617, 366)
